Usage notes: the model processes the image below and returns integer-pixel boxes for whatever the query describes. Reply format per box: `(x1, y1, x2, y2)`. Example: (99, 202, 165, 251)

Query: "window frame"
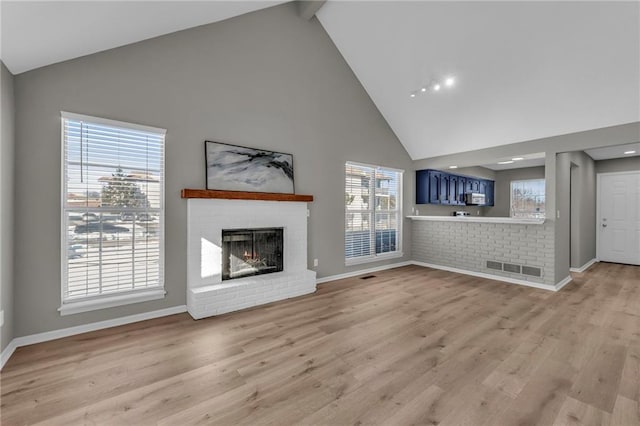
(59, 112, 166, 315)
(510, 178, 546, 219)
(345, 161, 403, 266)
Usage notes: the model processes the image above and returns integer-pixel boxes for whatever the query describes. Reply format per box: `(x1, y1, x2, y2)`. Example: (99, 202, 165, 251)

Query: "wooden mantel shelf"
(181, 189, 313, 202)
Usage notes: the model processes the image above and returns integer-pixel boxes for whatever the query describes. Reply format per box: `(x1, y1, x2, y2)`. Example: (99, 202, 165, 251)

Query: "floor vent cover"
(360, 275, 376, 280)
(522, 266, 542, 277)
(486, 261, 503, 271)
(487, 260, 543, 278)
(503, 263, 522, 274)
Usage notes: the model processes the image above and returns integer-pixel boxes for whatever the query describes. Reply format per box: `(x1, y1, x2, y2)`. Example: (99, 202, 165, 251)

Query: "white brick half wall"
(412, 220, 556, 286)
(187, 199, 316, 319)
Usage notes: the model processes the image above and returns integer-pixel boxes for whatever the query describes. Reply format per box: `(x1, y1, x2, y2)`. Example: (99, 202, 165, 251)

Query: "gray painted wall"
(595, 156, 640, 174)
(485, 166, 545, 217)
(413, 122, 640, 216)
(413, 122, 640, 284)
(555, 152, 572, 282)
(567, 152, 596, 269)
(12, 3, 413, 337)
(1, 61, 15, 352)
(554, 151, 597, 280)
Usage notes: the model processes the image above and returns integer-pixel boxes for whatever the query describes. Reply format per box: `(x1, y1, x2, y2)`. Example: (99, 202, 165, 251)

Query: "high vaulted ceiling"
(317, 1, 640, 160)
(0, 1, 286, 74)
(2, 1, 639, 160)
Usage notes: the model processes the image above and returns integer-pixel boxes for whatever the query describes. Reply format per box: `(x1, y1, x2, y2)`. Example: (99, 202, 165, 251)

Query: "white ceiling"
(2, 1, 639, 162)
(480, 152, 546, 171)
(0, 1, 286, 74)
(585, 142, 640, 161)
(317, 1, 640, 160)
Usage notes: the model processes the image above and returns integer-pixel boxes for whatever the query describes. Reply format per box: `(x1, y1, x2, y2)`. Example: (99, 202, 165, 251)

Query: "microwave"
(465, 192, 486, 205)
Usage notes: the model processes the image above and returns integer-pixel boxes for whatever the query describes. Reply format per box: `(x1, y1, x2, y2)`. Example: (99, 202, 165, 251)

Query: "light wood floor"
(1, 262, 639, 425)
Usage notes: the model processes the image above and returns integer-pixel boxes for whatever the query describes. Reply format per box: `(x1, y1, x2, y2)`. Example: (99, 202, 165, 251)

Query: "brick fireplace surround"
(186, 197, 316, 319)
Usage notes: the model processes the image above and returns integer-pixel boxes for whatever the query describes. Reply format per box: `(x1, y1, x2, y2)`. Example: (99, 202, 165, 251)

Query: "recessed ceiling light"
(433, 83, 441, 91)
(445, 77, 455, 87)
(624, 150, 636, 155)
(449, 165, 458, 169)
(410, 92, 416, 98)
(498, 160, 515, 165)
(512, 157, 524, 161)
(421, 87, 427, 92)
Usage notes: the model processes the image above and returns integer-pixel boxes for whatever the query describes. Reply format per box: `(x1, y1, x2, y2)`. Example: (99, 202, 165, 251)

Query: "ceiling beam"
(297, 1, 327, 20)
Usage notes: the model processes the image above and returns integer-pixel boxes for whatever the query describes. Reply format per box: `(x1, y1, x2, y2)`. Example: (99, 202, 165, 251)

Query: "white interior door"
(598, 172, 640, 265)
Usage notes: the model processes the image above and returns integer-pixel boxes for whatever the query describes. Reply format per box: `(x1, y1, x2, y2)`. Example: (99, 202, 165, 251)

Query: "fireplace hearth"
(222, 228, 284, 280)
(186, 198, 316, 319)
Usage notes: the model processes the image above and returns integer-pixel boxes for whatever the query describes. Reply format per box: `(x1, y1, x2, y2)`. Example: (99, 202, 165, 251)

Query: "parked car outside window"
(74, 222, 130, 234)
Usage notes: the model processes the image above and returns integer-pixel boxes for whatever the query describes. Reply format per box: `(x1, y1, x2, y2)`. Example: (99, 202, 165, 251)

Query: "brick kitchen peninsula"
(408, 216, 564, 291)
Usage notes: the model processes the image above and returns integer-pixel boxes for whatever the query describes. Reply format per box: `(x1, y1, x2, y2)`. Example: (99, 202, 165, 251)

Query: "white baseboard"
(410, 261, 564, 292)
(554, 275, 573, 291)
(1, 305, 187, 370)
(1, 259, 579, 369)
(316, 261, 412, 284)
(316, 260, 573, 293)
(570, 258, 598, 273)
(0, 339, 17, 370)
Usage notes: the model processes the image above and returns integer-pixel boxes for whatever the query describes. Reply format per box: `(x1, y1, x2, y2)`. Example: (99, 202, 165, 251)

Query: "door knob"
(602, 224, 607, 228)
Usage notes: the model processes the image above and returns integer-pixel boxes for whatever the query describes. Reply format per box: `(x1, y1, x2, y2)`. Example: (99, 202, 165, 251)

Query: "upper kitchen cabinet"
(416, 169, 494, 206)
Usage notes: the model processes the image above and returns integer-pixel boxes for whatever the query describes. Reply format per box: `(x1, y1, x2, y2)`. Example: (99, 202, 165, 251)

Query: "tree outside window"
(510, 179, 545, 218)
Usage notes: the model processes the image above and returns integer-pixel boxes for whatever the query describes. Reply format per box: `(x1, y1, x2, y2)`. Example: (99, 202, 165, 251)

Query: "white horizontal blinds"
(345, 162, 402, 261)
(345, 163, 375, 259)
(63, 114, 165, 302)
(511, 179, 545, 218)
(374, 168, 400, 254)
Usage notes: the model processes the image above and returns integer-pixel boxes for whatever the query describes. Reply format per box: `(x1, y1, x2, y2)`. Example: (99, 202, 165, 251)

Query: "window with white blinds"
(345, 161, 403, 265)
(61, 112, 165, 312)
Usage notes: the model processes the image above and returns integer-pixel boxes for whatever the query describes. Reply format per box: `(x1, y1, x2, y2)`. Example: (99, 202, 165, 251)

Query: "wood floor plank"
(483, 358, 575, 426)
(608, 395, 640, 426)
(618, 342, 640, 403)
(568, 342, 627, 412)
(2, 262, 638, 425)
(438, 383, 513, 426)
(553, 396, 612, 426)
(483, 332, 558, 398)
(379, 384, 445, 425)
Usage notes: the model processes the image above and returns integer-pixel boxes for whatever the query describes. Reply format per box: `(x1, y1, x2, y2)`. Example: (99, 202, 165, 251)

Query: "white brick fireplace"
(186, 198, 316, 319)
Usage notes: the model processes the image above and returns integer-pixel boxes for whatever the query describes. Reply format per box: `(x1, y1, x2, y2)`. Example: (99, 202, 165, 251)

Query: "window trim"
(510, 178, 546, 219)
(60, 111, 167, 314)
(58, 289, 166, 316)
(345, 161, 403, 266)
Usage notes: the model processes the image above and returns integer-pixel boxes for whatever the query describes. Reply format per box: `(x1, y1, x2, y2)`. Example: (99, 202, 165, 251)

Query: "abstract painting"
(205, 141, 294, 193)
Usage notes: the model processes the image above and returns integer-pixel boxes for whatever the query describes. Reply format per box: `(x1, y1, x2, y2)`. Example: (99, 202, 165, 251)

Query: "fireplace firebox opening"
(222, 228, 284, 280)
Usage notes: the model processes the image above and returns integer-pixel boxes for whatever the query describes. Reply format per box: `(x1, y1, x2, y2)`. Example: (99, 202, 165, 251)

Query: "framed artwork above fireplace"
(205, 141, 294, 194)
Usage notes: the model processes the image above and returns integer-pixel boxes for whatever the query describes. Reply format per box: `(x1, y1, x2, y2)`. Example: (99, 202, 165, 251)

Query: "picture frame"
(204, 141, 295, 194)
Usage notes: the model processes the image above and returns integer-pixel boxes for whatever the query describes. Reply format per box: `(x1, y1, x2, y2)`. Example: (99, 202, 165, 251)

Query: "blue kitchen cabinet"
(416, 169, 444, 204)
(456, 176, 466, 205)
(484, 180, 495, 206)
(416, 169, 495, 206)
(468, 179, 480, 193)
(416, 169, 430, 204)
(439, 173, 451, 204)
(416, 169, 446, 204)
(430, 171, 443, 204)
(449, 175, 466, 205)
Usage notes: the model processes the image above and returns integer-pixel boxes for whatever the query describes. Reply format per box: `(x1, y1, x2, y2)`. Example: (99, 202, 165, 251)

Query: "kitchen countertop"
(406, 216, 546, 225)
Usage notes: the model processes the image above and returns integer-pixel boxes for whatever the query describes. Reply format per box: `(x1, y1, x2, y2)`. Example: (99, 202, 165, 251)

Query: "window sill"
(345, 251, 404, 267)
(58, 289, 166, 316)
